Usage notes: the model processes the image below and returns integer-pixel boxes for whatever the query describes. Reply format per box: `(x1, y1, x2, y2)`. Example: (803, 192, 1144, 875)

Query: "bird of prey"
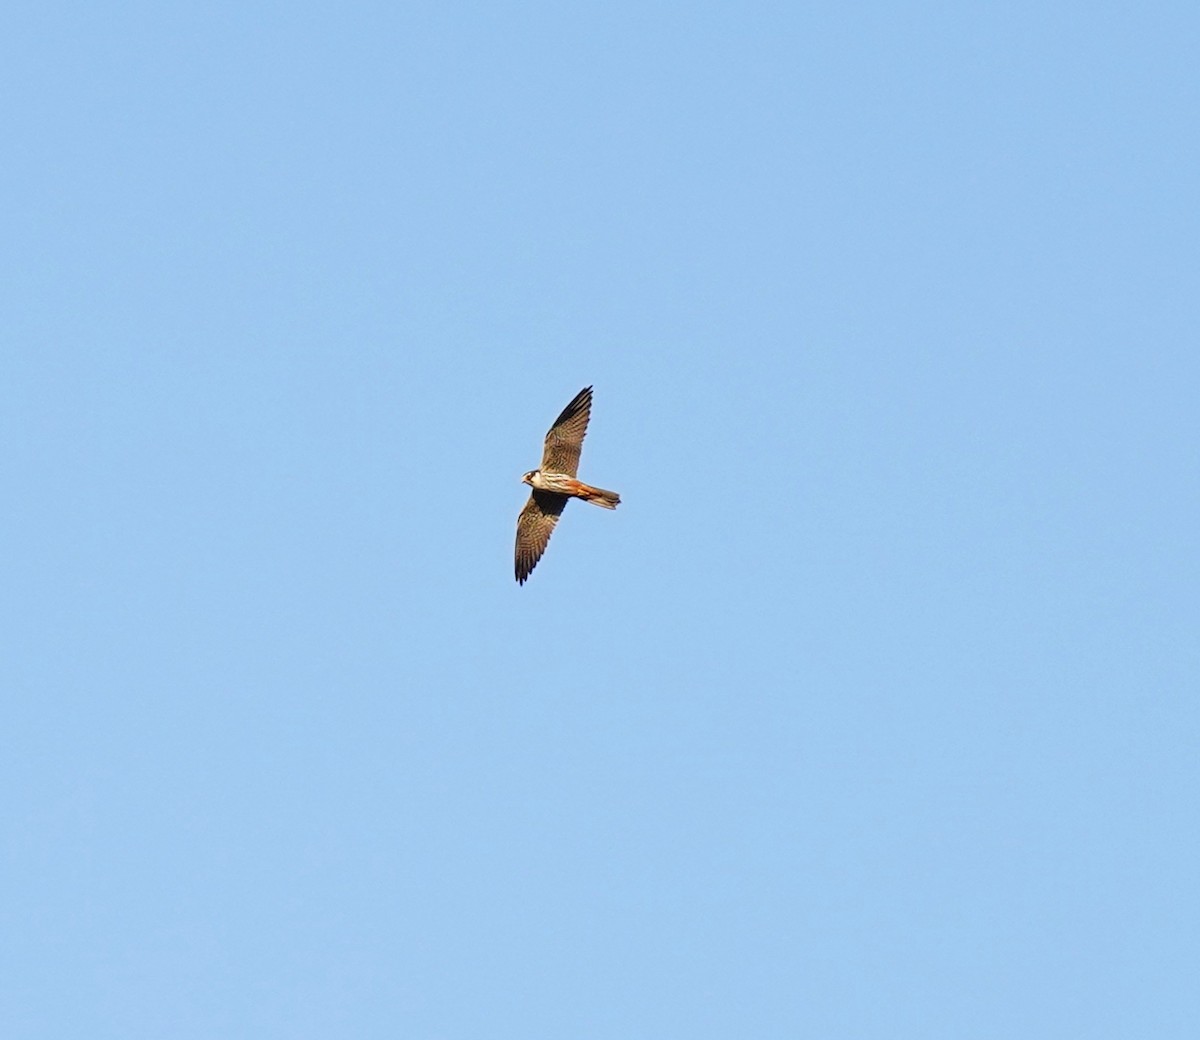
(515, 386, 620, 584)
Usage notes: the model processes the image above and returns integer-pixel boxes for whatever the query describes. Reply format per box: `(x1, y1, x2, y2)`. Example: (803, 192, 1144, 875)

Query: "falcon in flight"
(515, 386, 620, 584)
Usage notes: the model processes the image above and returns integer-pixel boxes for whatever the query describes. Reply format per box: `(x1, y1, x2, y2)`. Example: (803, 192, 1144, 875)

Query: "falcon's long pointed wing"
(540, 386, 592, 477)
(515, 490, 569, 584)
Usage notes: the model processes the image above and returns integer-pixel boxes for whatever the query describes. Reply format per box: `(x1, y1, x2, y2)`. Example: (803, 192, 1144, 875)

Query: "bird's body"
(515, 386, 620, 584)
(522, 468, 620, 507)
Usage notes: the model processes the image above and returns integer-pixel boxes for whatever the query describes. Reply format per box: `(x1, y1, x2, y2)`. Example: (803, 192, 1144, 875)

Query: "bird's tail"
(576, 483, 621, 509)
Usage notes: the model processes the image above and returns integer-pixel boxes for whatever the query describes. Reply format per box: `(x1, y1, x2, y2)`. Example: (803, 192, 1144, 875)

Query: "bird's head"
(522, 470, 538, 486)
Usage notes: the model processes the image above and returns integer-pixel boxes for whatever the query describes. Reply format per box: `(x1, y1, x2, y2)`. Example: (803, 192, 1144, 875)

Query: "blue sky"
(3, 2, 1198, 1037)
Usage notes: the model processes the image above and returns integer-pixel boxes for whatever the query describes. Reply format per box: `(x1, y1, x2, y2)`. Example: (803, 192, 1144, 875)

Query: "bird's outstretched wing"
(515, 490, 568, 584)
(540, 386, 592, 477)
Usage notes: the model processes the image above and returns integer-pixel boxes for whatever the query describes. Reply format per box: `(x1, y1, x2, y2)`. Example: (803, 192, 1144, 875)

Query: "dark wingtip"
(549, 386, 593, 430)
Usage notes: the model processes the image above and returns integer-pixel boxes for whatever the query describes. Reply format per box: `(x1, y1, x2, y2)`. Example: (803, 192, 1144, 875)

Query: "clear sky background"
(3, 3, 1197, 1037)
